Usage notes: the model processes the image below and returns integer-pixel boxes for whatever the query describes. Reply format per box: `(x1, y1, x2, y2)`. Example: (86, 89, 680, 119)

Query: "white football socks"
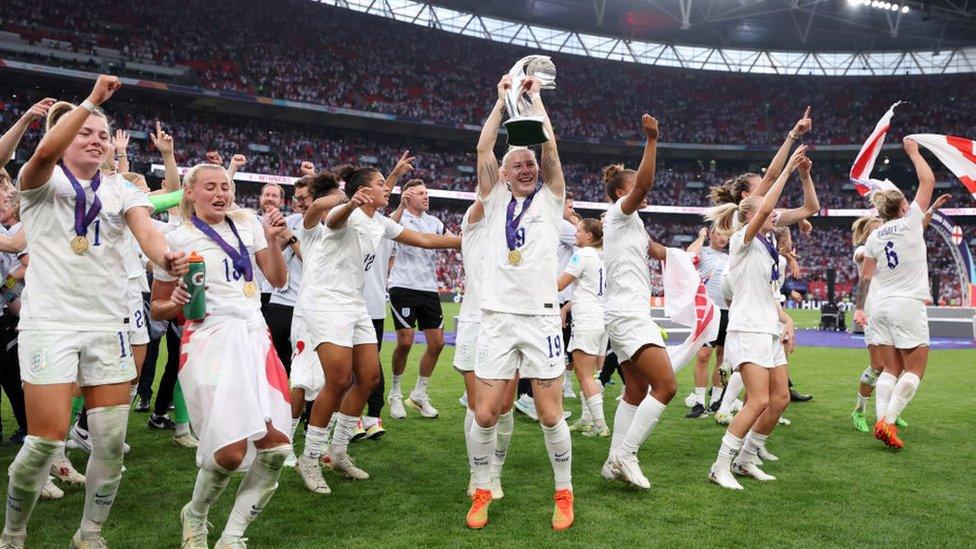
(541, 419, 572, 491)
(3, 436, 61, 535)
(710, 386, 724, 406)
(610, 400, 638, 454)
(884, 372, 920, 424)
(466, 423, 496, 489)
(221, 445, 290, 541)
(390, 375, 403, 396)
(189, 457, 232, 518)
(303, 425, 329, 460)
(694, 387, 706, 406)
(619, 396, 667, 455)
(81, 405, 129, 534)
(585, 393, 607, 431)
(714, 431, 744, 469)
(412, 376, 430, 398)
(717, 372, 744, 415)
(735, 430, 768, 466)
(875, 372, 897, 422)
(490, 411, 514, 478)
(329, 413, 359, 459)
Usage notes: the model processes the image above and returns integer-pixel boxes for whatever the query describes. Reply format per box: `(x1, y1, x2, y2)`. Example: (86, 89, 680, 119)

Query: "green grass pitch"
(1, 305, 973, 547)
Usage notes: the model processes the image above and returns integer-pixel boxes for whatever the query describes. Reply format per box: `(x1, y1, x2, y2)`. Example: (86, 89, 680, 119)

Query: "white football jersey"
(480, 183, 563, 316)
(602, 201, 651, 315)
(458, 206, 487, 322)
(864, 202, 930, 302)
(364, 224, 394, 320)
(19, 167, 151, 332)
(302, 208, 403, 313)
(154, 212, 268, 318)
(269, 213, 304, 308)
(556, 218, 577, 303)
(698, 245, 729, 309)
(562, 246, 605, 331)
(389, 210, 443, 293)
(725, 228, 780, 335)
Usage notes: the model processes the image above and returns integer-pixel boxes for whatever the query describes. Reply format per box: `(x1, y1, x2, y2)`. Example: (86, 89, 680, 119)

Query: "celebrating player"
(465, 74, 574, 531)
(149, 163, 292, 549)
(2, 75, 187, 548)
(854, 138, 936, 449)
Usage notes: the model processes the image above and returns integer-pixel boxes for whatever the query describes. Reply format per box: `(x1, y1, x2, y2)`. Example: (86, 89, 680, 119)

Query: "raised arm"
(150, 121, 181, 191)
(476, 75, 510, 199)
(745, 145, 807, 244)
(390, 186, 416, 224)
(775, 155, 820, 227)
(394, 229, 461, 250)
(757, 107, 812, 197)
(0, 98, 55, 168)
(621, 114, 659, 216)
(227, 154, 246, 182)
(384, 150, 415, 192)
(904, 138, 935, 211)
(529, 79, 565, 197)
(303, 194, 346, 230)
(686, 227, 707, 256)
(19, 75, 121, 191)
(114, 129, 130, 174)
(923, 194, 951, 230)
(325, 187, 371, 230)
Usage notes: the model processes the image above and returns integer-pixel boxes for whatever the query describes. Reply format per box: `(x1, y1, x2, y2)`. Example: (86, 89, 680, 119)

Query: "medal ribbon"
(756, 233, 780, 282)
(62, 164, 102, 238)
(190, 215, 253, 282)
(505, 190, 538, 251)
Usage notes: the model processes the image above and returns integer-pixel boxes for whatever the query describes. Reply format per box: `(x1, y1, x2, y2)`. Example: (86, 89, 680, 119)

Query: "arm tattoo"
(478, 161, 499, 188)
(855, 278, 871, 310)
(541, 155, 559, 183)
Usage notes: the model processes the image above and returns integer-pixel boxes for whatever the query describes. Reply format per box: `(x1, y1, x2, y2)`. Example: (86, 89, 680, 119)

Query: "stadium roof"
(323, 0, 976, 75)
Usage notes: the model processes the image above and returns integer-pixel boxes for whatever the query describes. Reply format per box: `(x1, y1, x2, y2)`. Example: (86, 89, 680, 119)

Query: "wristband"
(80, 99, 97, 113)
(787, 130, 800, 141)
(286, 236, 298, 246)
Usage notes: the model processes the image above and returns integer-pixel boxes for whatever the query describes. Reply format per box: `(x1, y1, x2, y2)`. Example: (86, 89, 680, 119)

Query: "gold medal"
(243, 281, 258, 298)
(70, 235, 89, 255)
(507, 249, 522, 265)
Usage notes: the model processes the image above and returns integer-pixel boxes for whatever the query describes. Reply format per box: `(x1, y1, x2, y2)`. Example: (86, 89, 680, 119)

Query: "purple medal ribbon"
(190, 215, 253, 282)
(61, 164, 102, 238)
(505, 189, 538, 252)
(756, 233, 780, 282)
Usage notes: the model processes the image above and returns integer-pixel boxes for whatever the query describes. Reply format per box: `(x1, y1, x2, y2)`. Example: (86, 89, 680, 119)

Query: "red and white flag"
(905, 133, 976, 201)
(850, 101, 904, 197)
(663, 248, 718, 373)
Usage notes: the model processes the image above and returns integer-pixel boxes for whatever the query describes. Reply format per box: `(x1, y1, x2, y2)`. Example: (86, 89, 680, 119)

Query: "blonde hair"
(179, 163, 247, 223)
(870, 189, 905, 222)
(46, 101, 110, 133)
(704, 195, 761, 236)
(851, 215, 881, 246)
(501, 147, 536, 169)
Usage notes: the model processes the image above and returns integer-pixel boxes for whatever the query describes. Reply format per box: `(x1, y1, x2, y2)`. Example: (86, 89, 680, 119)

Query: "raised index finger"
(803, 106, 812, 119)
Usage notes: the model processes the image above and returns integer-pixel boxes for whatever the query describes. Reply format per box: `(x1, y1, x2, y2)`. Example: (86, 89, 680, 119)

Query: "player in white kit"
(557, 218, 609, 437)
(854, 138, 936, 450)
(849, 215, 885, 433)
(295, 164, 458, 492)
(685, 227, 730, 418)
(149, 163, 292, 549)
(387, 179, 448, 419)
(705, 145, 808, 490)
(464, 75, 574, 532)
(597, 115, 676, 491)
(2, 75, 187, 548)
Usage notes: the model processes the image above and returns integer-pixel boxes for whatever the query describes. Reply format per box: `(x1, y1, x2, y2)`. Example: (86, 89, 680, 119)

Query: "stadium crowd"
(0, 0, 972, 145)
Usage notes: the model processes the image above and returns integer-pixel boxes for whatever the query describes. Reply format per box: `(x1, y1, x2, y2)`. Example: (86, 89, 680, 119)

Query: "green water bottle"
(183, 251, 206, 320)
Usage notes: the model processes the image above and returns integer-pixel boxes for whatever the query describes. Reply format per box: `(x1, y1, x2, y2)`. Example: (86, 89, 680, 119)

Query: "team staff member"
(387, 179, 448, 419)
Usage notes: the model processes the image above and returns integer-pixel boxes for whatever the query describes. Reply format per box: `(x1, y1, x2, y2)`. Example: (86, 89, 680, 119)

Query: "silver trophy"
(503, 55, 556, 146)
